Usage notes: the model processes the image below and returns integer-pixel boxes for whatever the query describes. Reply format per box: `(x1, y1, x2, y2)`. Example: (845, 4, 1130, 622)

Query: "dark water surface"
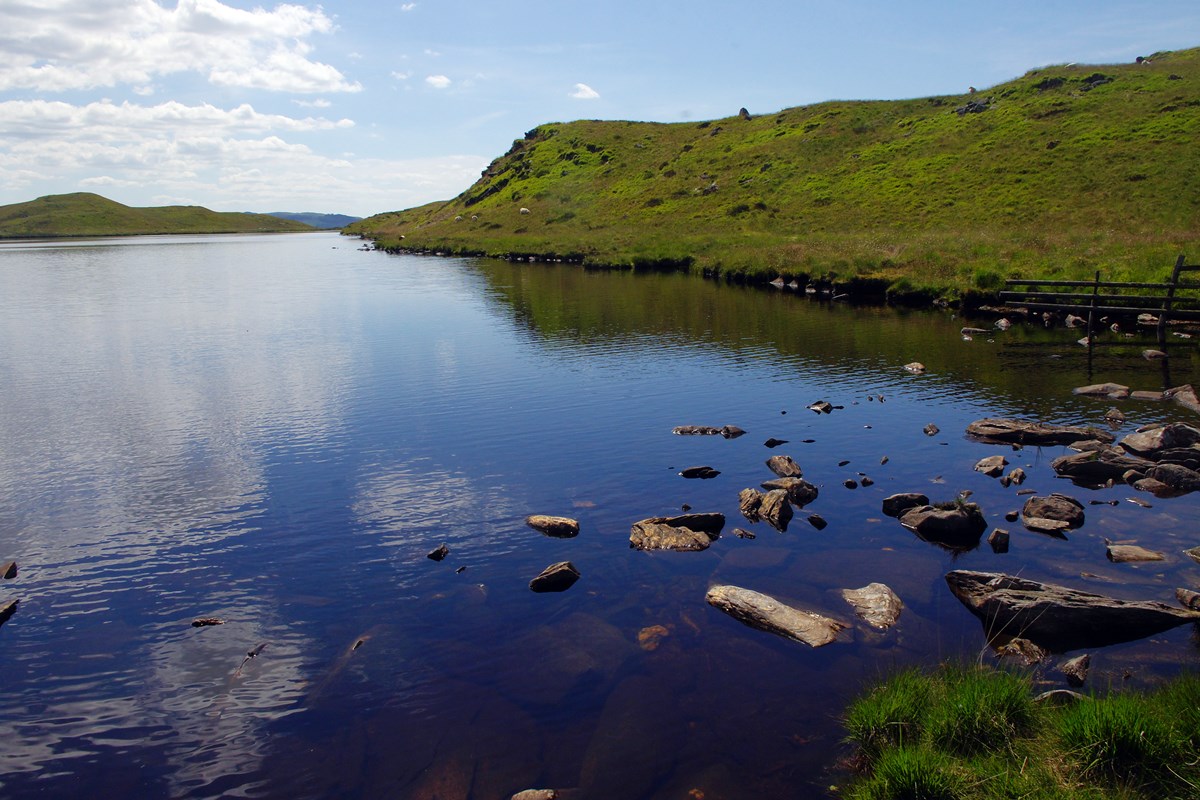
(1, 232, 1198, 798)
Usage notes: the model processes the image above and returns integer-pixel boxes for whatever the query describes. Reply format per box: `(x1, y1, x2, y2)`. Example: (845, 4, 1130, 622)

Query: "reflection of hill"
(472, 259, 1200, 420)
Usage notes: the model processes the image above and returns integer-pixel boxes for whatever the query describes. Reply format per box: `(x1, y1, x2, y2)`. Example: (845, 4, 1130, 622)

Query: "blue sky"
(1, 0, 1197, 217)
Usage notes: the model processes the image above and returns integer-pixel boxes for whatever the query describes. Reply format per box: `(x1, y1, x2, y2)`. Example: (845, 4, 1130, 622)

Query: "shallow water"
(0, 232, 1197, 798)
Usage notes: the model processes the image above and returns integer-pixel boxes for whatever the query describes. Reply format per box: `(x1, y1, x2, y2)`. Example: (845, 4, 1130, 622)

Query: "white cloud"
(570, 82, 600, 100)
(0, 0, 360, 94)
(390, 71, 411, 80)
(400, 2, 417, 10)
(293, 98, 332, 108)
(425, 74, 451, 89)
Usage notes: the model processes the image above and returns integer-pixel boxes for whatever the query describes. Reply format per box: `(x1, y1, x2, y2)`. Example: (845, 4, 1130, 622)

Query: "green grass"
(0, 193, 315, 237)
(348, 47, 1200, 299)
(840, 666, 1200, 800)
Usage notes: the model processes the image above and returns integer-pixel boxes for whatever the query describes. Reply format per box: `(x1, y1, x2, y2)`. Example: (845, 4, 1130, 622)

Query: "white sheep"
(519, 207, 530, 215)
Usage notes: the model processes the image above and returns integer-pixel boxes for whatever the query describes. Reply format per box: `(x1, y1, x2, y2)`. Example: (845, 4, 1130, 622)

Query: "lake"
(1, 231, 1197, 799)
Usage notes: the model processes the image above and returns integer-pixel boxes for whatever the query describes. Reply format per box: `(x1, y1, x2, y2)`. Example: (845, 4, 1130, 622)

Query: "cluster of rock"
(1049, 421, 1200, 494)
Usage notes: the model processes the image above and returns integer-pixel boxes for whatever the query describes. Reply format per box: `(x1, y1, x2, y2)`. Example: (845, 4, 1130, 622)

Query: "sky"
(1, 1, 1198, 218)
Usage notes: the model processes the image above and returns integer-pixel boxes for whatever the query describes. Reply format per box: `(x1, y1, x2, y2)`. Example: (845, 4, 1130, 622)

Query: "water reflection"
(0, 237, 1197, 799)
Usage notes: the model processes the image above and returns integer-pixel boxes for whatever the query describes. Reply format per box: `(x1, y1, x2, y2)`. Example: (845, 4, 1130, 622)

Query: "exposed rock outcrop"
(967, 418, 1115, 446)
(945, 570, 1200, 651)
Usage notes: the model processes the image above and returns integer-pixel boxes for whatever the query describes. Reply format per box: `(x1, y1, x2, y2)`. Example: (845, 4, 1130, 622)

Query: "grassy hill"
(0, 193, 315, 238)
(348, 48, 1200, 299)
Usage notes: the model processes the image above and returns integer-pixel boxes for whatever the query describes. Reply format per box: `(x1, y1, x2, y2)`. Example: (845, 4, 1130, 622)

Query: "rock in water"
(1021, 494, 1085, 534)
(705, 585, 845, 647)
(758, 489, 792, 532)
(974, 455, 1008, 477)
(738, 488, 764, 522)
(1, 561, 16, 580)
(899, 502, 987, 550)
(760, 477, 819, 507)
(1106, 544, 1165, 563)
(427, 543, 450, 561)
(967, 418, 1115, 446)
(0, 598, 17, 626)
(840, 583, 902, 630)
(903, 362, 926, 374)
(765, 455, 802, 478)
(525, 515, 580, 538)
(630, 513, 725, 552)
(1185, 546, 1200, 564)
(1119, 423, 1200, 458)
(1061, 654, 1091, 687)
(529, 561, 580, 593)
(679, 465, 721, 479)
(944, 570, 1200, 651)
(882, 493, 928, 518)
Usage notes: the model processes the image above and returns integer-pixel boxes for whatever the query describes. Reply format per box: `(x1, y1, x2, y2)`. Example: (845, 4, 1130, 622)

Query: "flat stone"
(1073, 382, 1131, 398)
(630, 513, 724, 552)
(525, 515, 580, 538)
(1166, 384, 1200, 413)
(945, 570, 1200, 651)
(840, 583, 902, 630)
(1106, 545, 1165, 563)
(967, 418, 1115, 446)
(706, 585, 846, 647)
(1130, 390, 1165, 401)
(1051, 449, 1152, 485)
(903, 362, 926, 374)
(679, 465, 720, 479)
(512, 791, 557, 800)
(530, 561, 580, 592)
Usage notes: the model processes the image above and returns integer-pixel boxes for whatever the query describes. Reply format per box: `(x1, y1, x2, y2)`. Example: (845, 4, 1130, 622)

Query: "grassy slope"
(0, 193, 315, 237)
(349, 48, 1200, 297)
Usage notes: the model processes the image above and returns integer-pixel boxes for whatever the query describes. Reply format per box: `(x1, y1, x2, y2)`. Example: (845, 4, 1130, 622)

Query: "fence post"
(1085, 270, 1099, 349)
(1158, 254, 1186, 347)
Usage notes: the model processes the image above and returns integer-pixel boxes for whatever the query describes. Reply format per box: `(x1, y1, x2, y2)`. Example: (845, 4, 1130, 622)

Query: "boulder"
(988, 528, 1010, 553)
(882, 492, 929, 517)
(840, 583, 902, 630)
(1166, 384, 1200, 413)
(1050, 449, 1152, 485)
(765, 455, 802, 478)
(808, 400, 833, 414)
(761, 476, 819, 507)
(758, 489, 793, 532)
(720, 425, 746, 439)
(903, 362, 926, 374)
(525, 515, 580, 538)
(1119, 423, 1200, 458)
(1146, 463, 1200, 492)
(944, 570, 1200, 651)
(738, 488, 763, 522)
(1021, 494, 1085, 534)
(706, 585, 846, 647)
(899, 502, 987, 550)
(1106, 545, 1165, 563)
(1061, 654, 1091, 687)
(630, 513, 724, 552)
(530, 561, 580, 592)
(974, 455, 1008, 477)
(1155, 447, 1200, 471)
(967, 418, 1115, 446)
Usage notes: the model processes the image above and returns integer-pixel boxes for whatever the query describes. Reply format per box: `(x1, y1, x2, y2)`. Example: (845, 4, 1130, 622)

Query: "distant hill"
(266, 212, 361, 229)
(349, 47, 1200, 296)
(0, 193, 315, 238)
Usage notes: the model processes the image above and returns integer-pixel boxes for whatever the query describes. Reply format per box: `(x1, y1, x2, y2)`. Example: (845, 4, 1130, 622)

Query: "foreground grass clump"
(841, 666, 1200, 800)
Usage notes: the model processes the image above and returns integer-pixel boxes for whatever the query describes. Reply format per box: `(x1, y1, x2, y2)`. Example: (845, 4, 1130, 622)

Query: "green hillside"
(349, 48, 1200, 299)
(0, 193, 315, 238)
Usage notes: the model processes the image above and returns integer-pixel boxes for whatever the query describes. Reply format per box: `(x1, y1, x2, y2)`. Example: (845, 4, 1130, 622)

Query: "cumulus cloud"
(400, 2, 417, 10)
(569, 82, 600, 99)
(0, 0, 360, 93)
(0, 97, 486, 215)
(425, 74, 451, 89)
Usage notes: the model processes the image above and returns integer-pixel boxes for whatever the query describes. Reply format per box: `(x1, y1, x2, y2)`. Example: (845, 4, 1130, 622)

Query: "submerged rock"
(529, 561, 580, 593)
(765, 455, 802, 478)
(944, 570, 1200, 651)
(841, 583, 902, 630)
(1106, 544, 1165, 563)
(1072, 382, 1130, 399)
(525, 515, 580, 538)
(763, 437, 788, 448)
(967, 418, 1115, 446)
(706, 585, 846, 647)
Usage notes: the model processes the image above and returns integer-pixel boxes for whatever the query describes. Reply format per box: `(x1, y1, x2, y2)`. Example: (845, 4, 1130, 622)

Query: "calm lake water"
(1, 231, 1198, 798)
